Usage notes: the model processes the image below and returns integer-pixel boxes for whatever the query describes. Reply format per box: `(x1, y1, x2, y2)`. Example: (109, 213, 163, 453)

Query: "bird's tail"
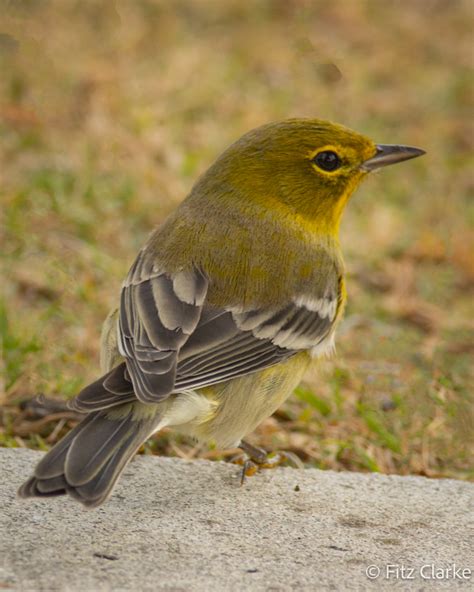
(18, 402, 161, 508)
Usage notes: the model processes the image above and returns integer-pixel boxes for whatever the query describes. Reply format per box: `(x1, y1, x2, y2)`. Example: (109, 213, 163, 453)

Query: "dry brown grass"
(1, 0, 473, 480)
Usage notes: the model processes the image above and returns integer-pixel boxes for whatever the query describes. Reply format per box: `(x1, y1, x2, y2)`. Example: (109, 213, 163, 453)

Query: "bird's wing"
(116, 250, 208, 403)
(71, 252, 339, 412)
(174, 296, 337, 390)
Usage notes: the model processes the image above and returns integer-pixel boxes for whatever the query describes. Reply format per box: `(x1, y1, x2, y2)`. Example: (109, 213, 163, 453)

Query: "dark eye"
(312, 150, 341, 172)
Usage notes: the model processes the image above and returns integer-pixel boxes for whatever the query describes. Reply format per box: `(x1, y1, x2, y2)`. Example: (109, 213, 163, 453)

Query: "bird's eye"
(312, 150, 341, 172)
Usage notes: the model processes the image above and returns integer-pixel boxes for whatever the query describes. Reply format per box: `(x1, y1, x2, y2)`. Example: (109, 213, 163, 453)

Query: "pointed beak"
(361, 144, 426, 172)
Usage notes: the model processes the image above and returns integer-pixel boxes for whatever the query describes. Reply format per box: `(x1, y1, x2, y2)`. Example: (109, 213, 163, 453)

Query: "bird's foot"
(232, 440, 303, 485)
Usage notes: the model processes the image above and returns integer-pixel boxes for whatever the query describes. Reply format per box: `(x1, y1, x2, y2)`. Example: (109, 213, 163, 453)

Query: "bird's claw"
(231, 442, 303, 485)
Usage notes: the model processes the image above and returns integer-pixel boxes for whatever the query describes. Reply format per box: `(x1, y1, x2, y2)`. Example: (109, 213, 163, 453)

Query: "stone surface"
(0, 448, 472, 591)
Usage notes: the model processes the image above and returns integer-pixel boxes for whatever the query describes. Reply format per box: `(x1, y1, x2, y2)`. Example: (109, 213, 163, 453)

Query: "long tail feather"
(18, 403, 161, 508)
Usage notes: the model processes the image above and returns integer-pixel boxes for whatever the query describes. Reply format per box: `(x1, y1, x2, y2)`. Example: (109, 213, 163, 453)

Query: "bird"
(18, 118, 425, 507)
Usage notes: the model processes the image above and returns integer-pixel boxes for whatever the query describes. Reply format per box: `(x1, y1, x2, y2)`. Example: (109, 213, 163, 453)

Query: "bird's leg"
(239, 440, 278, 464)
(234, 440, 303, 485)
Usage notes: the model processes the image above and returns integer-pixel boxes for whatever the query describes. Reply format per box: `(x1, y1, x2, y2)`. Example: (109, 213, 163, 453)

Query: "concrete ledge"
(0, 448, 472, 591)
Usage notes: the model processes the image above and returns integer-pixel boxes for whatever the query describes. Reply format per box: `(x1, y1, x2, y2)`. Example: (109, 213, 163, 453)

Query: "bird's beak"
(361, 144, 426, 172)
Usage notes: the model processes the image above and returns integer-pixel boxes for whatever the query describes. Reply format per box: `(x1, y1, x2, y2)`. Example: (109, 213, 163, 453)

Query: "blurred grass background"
(0, 0, 472, 480)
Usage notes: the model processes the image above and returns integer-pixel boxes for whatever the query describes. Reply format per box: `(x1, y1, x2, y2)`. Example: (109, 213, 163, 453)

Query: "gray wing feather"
(117, 255, 208, 403)
(173, 298, 337, 390)
(172, 270, 207, 305)
(71, 364, 135, 412)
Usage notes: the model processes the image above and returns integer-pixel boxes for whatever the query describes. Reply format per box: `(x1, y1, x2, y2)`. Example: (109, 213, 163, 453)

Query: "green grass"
(0, 0, 472, 480)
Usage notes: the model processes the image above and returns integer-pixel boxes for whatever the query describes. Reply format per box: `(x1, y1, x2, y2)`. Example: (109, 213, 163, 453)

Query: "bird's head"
(193, 118, 425, 233)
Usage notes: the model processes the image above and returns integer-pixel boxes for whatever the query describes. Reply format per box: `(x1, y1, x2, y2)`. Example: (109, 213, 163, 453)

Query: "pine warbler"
(19, 119, 424, 507)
